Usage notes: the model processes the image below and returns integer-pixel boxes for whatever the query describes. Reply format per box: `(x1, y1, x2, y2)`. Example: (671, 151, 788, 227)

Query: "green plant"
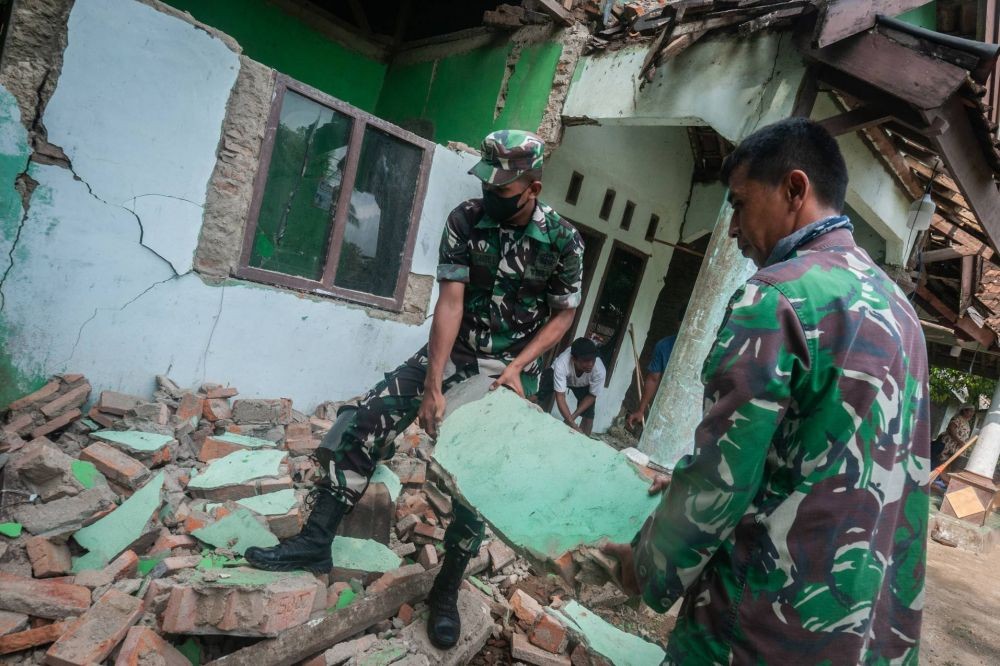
(928, 366, 996, 405)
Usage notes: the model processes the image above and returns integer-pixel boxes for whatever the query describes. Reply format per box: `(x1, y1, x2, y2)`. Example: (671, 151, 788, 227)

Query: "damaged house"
(5, 0, 1000, 664)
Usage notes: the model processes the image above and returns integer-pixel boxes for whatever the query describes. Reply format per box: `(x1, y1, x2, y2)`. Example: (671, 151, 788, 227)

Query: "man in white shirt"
(537, 337, 606, 435)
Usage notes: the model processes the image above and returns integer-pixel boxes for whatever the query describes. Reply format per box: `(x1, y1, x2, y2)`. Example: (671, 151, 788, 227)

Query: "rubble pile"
(0, 374, 658, 665)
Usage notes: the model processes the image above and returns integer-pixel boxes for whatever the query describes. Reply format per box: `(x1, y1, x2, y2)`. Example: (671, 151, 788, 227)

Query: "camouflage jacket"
(634, 226, 930, 665)
(437, 199, 584, 372)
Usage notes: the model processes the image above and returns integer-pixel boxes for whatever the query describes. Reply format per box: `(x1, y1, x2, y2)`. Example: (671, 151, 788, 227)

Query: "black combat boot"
(245, 488, 347, 574)
(426, 545, 474, 649)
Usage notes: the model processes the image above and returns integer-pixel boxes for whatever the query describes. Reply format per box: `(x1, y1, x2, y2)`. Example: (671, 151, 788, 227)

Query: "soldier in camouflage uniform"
(605, 118, 929, 664)
(246, 130, 585, 650)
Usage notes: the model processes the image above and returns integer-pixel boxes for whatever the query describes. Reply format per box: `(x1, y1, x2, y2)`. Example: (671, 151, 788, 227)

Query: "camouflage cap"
(469, 129, 544, 186)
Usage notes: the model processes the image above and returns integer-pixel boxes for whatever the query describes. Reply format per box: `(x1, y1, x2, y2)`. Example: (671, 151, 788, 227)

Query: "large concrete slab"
(435, 381, 659, 561)
(192, 509, 278, 556)
(188, 449, 287, 491)
(331, 536, 402, 573)
(72, 472, 164, 571)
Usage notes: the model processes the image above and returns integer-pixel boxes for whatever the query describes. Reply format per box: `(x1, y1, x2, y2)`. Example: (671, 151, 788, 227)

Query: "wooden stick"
(205, 555, 488, 666)
(627, 324, 645, 427)
(930, 435, 978, 482)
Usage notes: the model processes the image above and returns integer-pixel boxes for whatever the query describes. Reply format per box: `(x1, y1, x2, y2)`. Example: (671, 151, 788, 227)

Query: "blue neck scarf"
(764, 215, 853, 267)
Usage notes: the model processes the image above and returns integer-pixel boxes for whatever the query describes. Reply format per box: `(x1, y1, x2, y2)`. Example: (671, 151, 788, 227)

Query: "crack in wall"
(749, 33, 784, 133)
(676, 170, 698, 242)
(0, 171, 35, 313)
(199, 283, 226, 383)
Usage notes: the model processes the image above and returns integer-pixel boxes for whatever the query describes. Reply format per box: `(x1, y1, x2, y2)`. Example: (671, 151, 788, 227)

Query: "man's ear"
(786, 169, 809, 211)
(528, 180, 543, 197)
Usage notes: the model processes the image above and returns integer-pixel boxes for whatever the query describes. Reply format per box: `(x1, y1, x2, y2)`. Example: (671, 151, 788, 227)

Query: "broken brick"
(114, 626, 190, 666)
(25, 537, 72, 578)
(0, 610, 28, 637)
(149, 555, 201, 578)
(87, 407, 116, 429)
(512, 632, 571, 666)
(366, 564, 426, 595)
(39, 383, 92, 419)
(176, 393, 204, 424)
(97, 391, 145, 416)
(205, 386, 238, 399)
(412, 522, 445, 541)
(395, 514, 419, 538)
(489, 539, 517, 573)
(31, 408, 83, 439)
(397, 602, 415, 625)
(80, 441, 150, 490)
(0, 572, 92, 619)
(161, 568, 316, 636)
(510, 589, 544, 624)
(529, 613, 569, 654)
(133, 402, 169, 425)
(7, 381, 60, 412)
(104, 550, 140, 582)
(0, 621, 68, 656)
(231, 398, 293, 425)
(284, 437, 319, 456)
(12, 437, 84, 501)
(202, 398, 232, 422)
(285, 422, 312, 440)
(395, 492, 431, 520)
(417, 544, 438, 570)
(45, 588, 144, 666)
(327, 581, 350, 608)
(393, 458, 426, 485)
(151, 532, 197, 553)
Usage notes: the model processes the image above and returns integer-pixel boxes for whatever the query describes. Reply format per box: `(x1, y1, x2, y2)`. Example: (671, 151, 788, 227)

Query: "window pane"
(587, 247, 645, 373)
(334, 127, 422, 297)
(250, 90, 352, 280)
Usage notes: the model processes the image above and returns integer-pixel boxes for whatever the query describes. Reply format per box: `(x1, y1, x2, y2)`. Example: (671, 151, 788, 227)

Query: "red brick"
(395, 492, 431, 520)
(6, 412, 36, 437)
(512, 632, 571, 666)
(393, 458, 426, 485)
(395, 514, 419, 538)
(31, 409, 81, 439)
(509, 589, 543, 624)
(0, 621, 67, 655)
(529, 613, 568, 654)
(87, 407, 116, 429)
(300, 655, 325, 666)
(176, 393, 204, 423)
(266, 507, 302, 539)
(79, 442, 149, 490)
(60, 374, 85, 384)
(161, 568, 316, 636)
(205, 386, 239, 399)
(151, 532, 197, 553)
(97, 391, 144, 416)
(0, 610, 28, 637)
(39, 383, 91, 418)
(198, 435, 247, 462)
(0, 572, 91, 619)
(366, 564, 425, 595)
(285, 422, 312, 439)
(417, 544, 438, 570)
(285, 438, 319, 456)
(397, 602, 415, 625)
(104, 550, 139, 582)
(489, 540, 517, 573)
(202, 398, 232, 421)
(25, 537, 72, 578)
(114, 625, 189, 666)
(553, 552, 576, 587)
(8, 381, 60, 412)
(151, 555, 201, 578)
(45, 588, 143, 666)
(412, 522, 444, 541)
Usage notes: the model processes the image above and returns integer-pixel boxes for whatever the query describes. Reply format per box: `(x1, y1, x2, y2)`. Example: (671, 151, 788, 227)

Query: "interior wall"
(542, 124, 697, 432)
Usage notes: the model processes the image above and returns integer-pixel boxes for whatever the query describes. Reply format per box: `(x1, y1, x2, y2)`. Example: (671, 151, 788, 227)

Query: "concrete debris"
(0, 373, 664, 663)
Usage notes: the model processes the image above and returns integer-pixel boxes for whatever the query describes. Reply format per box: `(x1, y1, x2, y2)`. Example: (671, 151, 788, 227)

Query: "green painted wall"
(376, 40, 563, 146)
(899, 2, 937, 30)
(162, 0, 386, 111)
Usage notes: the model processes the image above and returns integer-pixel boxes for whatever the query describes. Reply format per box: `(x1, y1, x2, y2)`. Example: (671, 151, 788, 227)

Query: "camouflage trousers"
(315, 343, 538, 555)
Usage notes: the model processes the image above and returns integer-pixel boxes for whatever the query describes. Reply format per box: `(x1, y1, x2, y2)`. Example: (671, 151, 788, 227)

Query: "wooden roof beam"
(813, 0, 930, 48)
(817, 105, 893, 136)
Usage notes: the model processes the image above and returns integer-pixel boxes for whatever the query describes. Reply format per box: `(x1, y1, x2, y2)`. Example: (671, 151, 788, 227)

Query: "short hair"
(570, 337, 598, 360)
(720, 118, 848, 211)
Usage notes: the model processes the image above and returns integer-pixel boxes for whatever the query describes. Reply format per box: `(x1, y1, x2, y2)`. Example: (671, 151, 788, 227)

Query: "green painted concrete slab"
(237, 488, 297, 515)
(188, 449, 287, 490)
(0, 522, 23, 538)
(94, 429, 173, 452)
(192, 509, 278, 555)
(550, 601, 665, 666)
(435, 384, 659, 560)
(213, 432, 276, 448)
(331, 536, 401, 572)
(73, 472, 164, 571)
(71, 460, 103, 489)
(370, 464, 401, 501)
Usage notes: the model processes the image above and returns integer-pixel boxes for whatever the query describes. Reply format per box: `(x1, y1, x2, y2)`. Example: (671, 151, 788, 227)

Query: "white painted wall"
(542, 125, 698, 432)
(0, 0, 479, 410)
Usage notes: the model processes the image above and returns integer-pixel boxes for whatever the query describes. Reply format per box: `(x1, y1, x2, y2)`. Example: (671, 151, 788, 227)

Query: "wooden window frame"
(237, 74, 434, 312)
(565, 171, 584, 205)
(586, 240, 649, 385)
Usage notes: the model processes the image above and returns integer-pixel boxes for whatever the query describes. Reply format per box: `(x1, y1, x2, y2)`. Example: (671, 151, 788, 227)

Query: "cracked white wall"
(0, 0, 479, 410)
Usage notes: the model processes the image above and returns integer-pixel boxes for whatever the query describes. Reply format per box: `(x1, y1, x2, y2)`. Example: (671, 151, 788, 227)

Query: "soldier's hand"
(649, 473, 671, 495)
(491, 365, 525, 398)
(600, 542, 640, 596)
(626, 410, 645, 428)
(418, 388, 446, 439)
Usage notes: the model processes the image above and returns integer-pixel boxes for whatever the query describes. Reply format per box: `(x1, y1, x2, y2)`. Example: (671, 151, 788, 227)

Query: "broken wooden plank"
(818, 105, 894, 136)
(860, 126, 924, 198)
(814, 0, 929, 48)
(799, 29, 967, 110)
(916, 284, 958, 323)
(534, 0, 574, 25)
(955, 315, 996, 347)
(737, 5, 807, 36)
(961, 254, 974, 314)
(930, 215, 995, 260)
(921, 246, 974, 263)
(204, 555, 488, 666)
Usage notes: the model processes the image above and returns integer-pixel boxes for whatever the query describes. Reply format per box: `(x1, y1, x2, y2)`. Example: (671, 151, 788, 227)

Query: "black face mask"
(483, 185, 530, 223)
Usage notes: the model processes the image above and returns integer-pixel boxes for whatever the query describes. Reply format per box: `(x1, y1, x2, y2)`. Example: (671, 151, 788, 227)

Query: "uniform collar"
(764, 215, 853, 267)
(475, 202, 551, 244)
